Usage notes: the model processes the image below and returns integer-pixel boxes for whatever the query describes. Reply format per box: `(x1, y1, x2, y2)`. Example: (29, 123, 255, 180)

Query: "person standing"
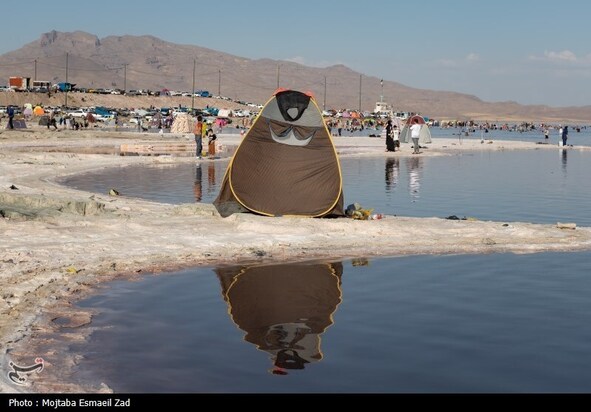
(562, 125, 569, 147)
(385, 119, 395, 152)
(7, 105, 15, 129)
(544, 127, 549, 140)
(393, 125, 400, 150)
(47, 110, 58, 130)
(206, 128, 217, 158)
(194, 115, 203, 159)
(410, 121, 422, 154)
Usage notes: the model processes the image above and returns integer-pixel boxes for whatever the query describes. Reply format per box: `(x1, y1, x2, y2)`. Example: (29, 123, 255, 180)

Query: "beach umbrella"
(33, 106, 45, 116)
(23, 107, 33, 117)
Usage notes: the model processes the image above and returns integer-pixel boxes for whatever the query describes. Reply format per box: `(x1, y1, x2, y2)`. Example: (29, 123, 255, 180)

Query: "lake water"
(74, 252, 591, 393)
(62, 148, 591, 226)
(57, 142, 591, 393)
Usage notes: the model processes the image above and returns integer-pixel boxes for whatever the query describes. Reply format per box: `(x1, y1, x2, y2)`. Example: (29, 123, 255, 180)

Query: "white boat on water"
(374, 101, 409, 121)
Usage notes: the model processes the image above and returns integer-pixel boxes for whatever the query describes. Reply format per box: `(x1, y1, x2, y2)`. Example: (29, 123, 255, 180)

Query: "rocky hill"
(1, 30, 591, 123)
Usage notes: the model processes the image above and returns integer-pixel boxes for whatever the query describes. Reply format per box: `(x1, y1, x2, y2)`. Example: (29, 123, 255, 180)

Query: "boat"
(373, 101, 409, 121)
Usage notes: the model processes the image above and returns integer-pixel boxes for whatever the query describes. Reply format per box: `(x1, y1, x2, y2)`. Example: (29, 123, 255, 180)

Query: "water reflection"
(207, 163, 216, 195)
(193, 165, 202, 202)
(385, 158, 400, 192)
(215, 262, 343, 375)
(406, 157, 423, 200)
(561, 149, 568, 173)
(194, 163, 218, 201)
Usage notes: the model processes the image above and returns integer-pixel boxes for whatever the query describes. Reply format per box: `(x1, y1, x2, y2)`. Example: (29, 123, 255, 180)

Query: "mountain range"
(1, 30, 590, 123)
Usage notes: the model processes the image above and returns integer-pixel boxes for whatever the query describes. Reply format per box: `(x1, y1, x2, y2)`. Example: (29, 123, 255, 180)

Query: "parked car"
(68, 109, 88, 118)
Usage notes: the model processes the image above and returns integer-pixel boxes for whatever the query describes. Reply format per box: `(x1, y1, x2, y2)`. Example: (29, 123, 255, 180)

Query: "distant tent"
(400, 115, 432, 144)
(170, 113, 193, 133)
(6, 120, 27, 129)
(214, 89, 344, 217)
(217, 109, 231, 117)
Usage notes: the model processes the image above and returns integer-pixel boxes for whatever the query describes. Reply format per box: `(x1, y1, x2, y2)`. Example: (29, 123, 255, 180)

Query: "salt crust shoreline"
(1, 128, 590, 392)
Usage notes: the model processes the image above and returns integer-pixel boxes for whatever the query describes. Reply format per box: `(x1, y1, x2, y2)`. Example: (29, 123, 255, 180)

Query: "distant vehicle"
(9, 76, 31, 91)
(202, 107, 219, 116)
(94, 106, 115, 119)
(54, 82, 75, 92)
(32, 80, 51, 90)
(67, 109, 88, 118)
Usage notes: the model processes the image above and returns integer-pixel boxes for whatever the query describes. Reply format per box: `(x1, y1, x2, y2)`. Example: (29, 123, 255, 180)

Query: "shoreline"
(2, 128, 591, 393)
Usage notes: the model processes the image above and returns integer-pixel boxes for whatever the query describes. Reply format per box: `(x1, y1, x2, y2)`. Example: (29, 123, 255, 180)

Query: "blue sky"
(2, 0, 590, 106)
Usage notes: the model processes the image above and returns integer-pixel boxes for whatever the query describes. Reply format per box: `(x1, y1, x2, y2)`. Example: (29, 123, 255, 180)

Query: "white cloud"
(544, 50, 577, 62)
(466, 53, 479, 62)
(528, 50, 582, 63)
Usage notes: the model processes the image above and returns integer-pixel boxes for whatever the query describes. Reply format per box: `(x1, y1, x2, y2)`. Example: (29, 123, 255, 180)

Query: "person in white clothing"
(410, 121, 422, 154)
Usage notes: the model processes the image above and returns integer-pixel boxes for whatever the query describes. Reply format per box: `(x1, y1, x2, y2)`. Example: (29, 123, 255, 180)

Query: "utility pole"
(323, 76, 327, 110)
(191, 58, 196, 112)
(65, 53, 69, 108)
(358, 74, 362, 112)
(123, 64, 127, 93)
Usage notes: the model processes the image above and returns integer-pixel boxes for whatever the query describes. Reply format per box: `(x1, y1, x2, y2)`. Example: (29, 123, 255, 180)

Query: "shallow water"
(73, 252, 591, 393)
(56, 146, 591, 392)
(62, 149, 591, 226)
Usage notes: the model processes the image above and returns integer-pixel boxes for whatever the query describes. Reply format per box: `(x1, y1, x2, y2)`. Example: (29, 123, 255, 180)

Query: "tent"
(33, 106, 45, 116)
(400, 115, 432, 144)
(215, 262, 342, 372)
(170, 113, 193, 133)
(214, 89, 344, 217)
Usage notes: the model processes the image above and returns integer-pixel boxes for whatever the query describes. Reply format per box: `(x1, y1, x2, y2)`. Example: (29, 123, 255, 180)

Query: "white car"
(68, 109, 88, 118)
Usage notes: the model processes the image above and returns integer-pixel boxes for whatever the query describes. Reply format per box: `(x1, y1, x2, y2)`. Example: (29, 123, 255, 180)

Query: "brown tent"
(214, 89, 344, 217)
(216, 262, 343, 372)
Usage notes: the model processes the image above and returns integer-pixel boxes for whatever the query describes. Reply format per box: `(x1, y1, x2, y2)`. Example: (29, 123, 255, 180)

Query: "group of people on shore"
(385, 118, 423, 154)
(543, 125, 569, 146)
(193, 115, 218, 159)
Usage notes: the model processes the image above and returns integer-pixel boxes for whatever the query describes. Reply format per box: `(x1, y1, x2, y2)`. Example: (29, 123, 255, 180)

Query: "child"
(206, 128, 217, 158)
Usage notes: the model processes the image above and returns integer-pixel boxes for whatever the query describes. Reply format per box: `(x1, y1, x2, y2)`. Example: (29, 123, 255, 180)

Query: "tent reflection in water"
(215, 262, 343, 374)
(214, 89, 344, 217)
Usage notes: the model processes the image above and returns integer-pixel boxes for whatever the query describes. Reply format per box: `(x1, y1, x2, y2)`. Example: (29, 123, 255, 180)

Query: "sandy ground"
(1, 126, 591, 393)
